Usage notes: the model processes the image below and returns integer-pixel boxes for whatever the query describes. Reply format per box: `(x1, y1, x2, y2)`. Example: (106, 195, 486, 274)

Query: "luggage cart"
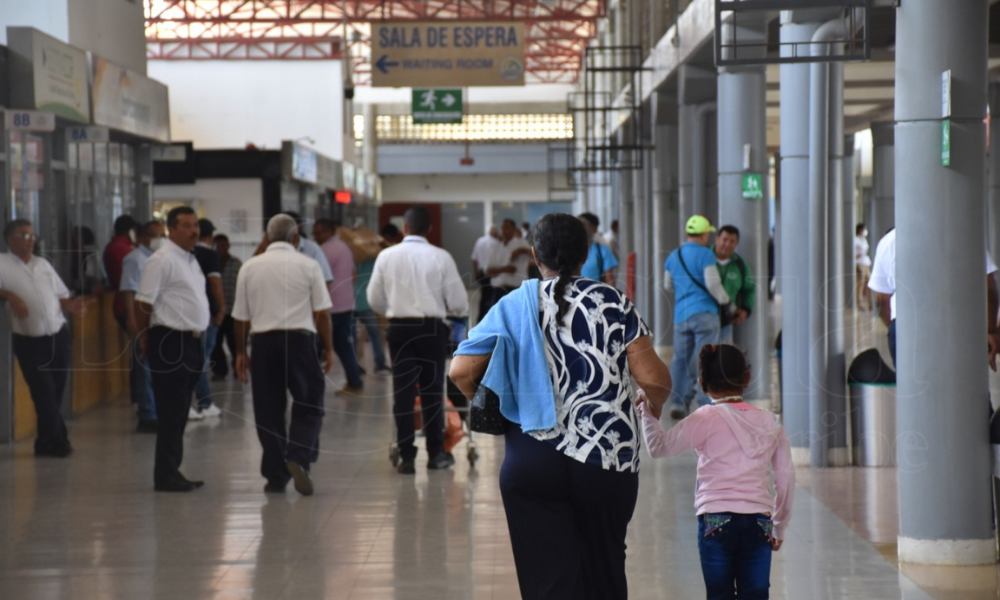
(388, 318, 478, 468)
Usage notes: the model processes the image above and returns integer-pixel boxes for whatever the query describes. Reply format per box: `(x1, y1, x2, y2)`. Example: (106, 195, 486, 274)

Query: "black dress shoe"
(35, 441, 72, 458)
(286, 461, 314, 496)
(427, 452, 455, 470)
(136, 420, 158, 434)
(264, 483, 287, 494)
(179, 474, 205, 489)
(155, 476, 201, 492)
(397, 459, 416, 475)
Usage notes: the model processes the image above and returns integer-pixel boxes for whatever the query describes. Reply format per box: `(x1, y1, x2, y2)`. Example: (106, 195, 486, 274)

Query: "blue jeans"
(131, 340, 157, 421)
(720, 323, 733, 344)
(354, 310, 388, 370)
(195, 322, 219, 408)
(669, 312, 720, 411)
(698, 513, 773, 600)
(332, 311, 363, 389)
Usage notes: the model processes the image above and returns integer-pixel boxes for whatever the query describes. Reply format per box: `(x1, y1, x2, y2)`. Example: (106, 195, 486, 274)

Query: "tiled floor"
(0, 315, 996, 599)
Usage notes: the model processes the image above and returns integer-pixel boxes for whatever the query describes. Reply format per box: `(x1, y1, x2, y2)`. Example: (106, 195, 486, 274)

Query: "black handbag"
(470, 385, 509, 435)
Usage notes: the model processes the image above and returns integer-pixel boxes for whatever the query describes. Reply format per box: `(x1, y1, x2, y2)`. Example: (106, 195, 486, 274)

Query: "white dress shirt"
(119, 245, 154, 293)
(486, 237, 531, 288)
(136, 238, 211, 332)
(0, 253, 70, 336)
(232, 242, 332, 334)
(367, 236, 469, 319)
(471, 235, 499, 269)
(298, 238, 334, 283)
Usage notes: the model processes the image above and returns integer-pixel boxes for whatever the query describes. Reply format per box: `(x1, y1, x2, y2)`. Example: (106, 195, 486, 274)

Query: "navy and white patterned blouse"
(530, 277, 651, 472)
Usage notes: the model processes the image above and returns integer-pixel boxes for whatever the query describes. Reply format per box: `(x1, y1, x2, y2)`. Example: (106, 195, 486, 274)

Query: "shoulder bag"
(677, 246, 735, 326)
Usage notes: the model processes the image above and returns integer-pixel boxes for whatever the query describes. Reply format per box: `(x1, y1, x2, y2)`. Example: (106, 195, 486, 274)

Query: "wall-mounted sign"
(372, 21, 525, 87)
(291, 143, 318, 184)
(342, 161, 357, 192)
(68, 126, 110, 143)
(151, 144, 187, 162)
(91, 56, 171, 142)
(941, 119, 951, 167)
(741, 173, 763, 200)
(7, 27, 90, 122)
(4, 110, 56, 132)
(412, 88, 464, 124)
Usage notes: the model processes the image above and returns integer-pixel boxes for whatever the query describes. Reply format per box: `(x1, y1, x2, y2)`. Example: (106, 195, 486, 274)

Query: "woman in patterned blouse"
(451, 213, 672, 600)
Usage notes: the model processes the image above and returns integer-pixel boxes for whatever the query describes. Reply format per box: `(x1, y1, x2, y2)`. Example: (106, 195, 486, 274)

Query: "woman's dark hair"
(532, 213, 589, 325)
(699, 344, 751, 394)
(856, 223, 866, 236)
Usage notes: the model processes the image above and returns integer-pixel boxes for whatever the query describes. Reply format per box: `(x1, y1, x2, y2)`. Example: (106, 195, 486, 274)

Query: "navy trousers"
(499, 425, 639, 600)
(386, 318, 447, 461)
(250, 330, 326, 486)
(13, 326, 71, 452)
(147, 327, 203, 485)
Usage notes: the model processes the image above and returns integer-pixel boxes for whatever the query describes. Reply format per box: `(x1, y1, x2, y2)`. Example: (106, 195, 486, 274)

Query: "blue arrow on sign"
(376, 55, 400, 74)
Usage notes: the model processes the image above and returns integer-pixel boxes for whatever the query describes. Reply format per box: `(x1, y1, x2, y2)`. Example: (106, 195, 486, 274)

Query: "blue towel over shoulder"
(455, 279, 556, 432)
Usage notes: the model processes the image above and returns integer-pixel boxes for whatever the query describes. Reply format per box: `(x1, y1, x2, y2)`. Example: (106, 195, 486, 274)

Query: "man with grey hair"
(233, 214, 334, 495)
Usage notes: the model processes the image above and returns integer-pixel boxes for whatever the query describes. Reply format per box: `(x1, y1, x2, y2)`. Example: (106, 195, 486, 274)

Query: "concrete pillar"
(778, 17, 821, 464)
(988, 83, 1000, 263)
(824, 57, 849, 467)
(870, 121, 895, 240)
(895, 0, 996, 565)
(717, 13, 770, 403)
(678, 65, 717, 234)
(843, 134, 857, 308)
(652, 95, 680, 350)
(678, 103, 697, 238)
(632, 124, 649, 314)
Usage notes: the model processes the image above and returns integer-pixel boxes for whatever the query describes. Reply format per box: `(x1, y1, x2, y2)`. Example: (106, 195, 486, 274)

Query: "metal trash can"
(848, 349, 897, 467)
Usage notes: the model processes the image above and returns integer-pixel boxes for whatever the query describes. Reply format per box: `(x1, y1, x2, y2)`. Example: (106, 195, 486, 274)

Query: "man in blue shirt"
(663, 215, 731, 418)
(579, 213, 618, 285)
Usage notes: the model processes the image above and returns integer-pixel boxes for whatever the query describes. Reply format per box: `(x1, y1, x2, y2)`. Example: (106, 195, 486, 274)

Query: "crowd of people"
(1, 206, 792, 599)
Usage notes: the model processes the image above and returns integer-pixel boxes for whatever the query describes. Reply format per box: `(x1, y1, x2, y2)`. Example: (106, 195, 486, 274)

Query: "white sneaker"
(188, 407, 205, 421)
(200, 404, 222, 418)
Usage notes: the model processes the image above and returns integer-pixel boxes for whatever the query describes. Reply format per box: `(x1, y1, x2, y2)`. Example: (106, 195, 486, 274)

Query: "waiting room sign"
(372, 21, 525, 87)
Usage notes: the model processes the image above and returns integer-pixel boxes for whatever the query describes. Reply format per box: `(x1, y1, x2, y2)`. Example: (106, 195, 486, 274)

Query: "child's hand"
(770, 537, 783, 552)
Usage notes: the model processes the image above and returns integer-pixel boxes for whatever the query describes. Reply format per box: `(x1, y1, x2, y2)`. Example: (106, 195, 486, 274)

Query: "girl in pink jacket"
(638, 344, 794, 600)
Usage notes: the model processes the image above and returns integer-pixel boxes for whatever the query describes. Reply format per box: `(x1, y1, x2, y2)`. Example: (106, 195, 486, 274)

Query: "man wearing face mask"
(119, 220, 165, 433)
(103, 214, 138, 325)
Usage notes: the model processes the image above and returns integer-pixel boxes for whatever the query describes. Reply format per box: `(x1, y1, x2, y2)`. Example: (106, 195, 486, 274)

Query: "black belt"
(389, 317, 442, 324)
(150, 325, 204, 339)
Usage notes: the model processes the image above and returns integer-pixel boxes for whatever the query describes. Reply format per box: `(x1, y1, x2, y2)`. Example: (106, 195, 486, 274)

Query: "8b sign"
(5, 110, 56, 132)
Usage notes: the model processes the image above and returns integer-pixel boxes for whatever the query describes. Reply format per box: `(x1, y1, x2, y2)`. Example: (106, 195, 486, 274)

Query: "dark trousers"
(12, 327, 71, 451)
(386, 318, 448, 461)
(499, 425, 639, 600)
(211, 315, 237, 377)
(478, 285, 498, 323)
(250, 330, 326, 485)
(697, 513, 774, 600)
(147, 326, 203, 484)
(331, 311, 363, 388)
(887, 319, 897, 368)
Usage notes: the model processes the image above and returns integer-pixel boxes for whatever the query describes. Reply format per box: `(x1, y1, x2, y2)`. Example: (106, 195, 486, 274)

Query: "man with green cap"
(663, 215, 731, 418)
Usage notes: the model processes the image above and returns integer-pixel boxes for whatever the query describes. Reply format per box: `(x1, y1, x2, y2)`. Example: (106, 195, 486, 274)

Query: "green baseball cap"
(685, 215, 716, 235)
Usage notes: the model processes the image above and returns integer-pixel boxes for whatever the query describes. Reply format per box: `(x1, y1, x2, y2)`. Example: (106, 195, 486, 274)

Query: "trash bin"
(848, 349, 897, 467)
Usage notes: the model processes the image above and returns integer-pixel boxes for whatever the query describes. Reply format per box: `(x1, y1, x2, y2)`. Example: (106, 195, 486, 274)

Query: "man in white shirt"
(483, 219, 532, 310)
(367, 206, 469, 474)
(135, 206, 211, 492)
(119, 220, 166, 433)
(868, 228, 1000, 369)
(0, 220, 91, 457)
(233, 214, 334, 496)
(471, 225, 500, 323)
(854, 223, 872, 310)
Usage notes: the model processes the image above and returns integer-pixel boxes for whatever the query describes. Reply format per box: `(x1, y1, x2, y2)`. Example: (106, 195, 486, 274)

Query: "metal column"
(632, 122, 649, 315)
(895, 0, 996, 565)
(779, 17, 821, 464)
(653, 95, 679, 351)
(870, 121, 895, 240)
(717, 13, 769, 403)
(988, 83, 1000, 262)
(843, 134, 857, 309)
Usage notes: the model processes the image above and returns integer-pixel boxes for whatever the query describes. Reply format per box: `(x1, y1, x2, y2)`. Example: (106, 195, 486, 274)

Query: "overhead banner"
(372, 21, 525, 87)
(7, 27, 90, 122)
(91, 56, 171, 142)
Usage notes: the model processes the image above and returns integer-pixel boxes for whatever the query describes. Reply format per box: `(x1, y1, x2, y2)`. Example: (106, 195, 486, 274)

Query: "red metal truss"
(145, 0, 605, 84)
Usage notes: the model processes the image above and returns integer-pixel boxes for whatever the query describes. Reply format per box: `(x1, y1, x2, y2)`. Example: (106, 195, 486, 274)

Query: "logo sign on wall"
(7, 28, 90, 122)
(91, 56, 171, 142)
(372, 21, 525, 87)
(412, 89, 463, 124)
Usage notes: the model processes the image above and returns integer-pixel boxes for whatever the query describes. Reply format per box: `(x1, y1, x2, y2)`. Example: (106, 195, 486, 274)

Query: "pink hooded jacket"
(641, 402, 795, 539)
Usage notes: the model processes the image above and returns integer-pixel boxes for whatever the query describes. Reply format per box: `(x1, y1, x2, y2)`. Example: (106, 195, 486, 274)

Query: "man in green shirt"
(715, 225, 756, 343)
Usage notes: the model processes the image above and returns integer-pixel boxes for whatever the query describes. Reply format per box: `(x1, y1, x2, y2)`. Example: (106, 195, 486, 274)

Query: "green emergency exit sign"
(412, 88, 463, 124)
(742, 173, 763, 200)
(941, 119, 951, 166)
